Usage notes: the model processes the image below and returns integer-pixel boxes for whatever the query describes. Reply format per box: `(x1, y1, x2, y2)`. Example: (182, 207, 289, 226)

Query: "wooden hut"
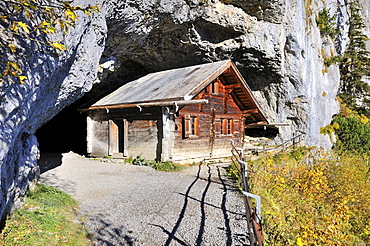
(82, 60, 268, 162)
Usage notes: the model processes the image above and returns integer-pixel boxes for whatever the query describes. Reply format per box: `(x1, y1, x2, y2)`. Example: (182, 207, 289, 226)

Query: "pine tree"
(339, 0, 370, 113)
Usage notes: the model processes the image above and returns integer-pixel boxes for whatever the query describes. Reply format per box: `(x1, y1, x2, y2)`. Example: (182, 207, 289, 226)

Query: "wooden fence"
(230, 132, 305, 245)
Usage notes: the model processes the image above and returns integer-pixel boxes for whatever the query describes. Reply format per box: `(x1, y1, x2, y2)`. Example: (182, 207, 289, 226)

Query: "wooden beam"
(224, 84, 240, 90)
(242, 108, 259, 114)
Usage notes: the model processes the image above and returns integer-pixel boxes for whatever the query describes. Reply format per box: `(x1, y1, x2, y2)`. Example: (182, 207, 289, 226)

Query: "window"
(182, 116, 198, 138)
(211, 82, 217, 94)
(205, 81, 219, 94)
(227, 119, 233, 135)
(189, 116, 197, 135)
(220, 118, 233, 135)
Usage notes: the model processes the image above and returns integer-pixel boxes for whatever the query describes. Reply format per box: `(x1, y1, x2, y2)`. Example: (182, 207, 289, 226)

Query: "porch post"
(161, 107, 175, 162)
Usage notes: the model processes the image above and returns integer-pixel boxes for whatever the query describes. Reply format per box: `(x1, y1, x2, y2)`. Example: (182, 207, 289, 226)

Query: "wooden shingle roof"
(84, 60, 268, 124)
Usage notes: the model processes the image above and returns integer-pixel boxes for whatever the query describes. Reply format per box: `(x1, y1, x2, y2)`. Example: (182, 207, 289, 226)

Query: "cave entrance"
(244, 125, 279, 139)
(36, 102, 87, 156)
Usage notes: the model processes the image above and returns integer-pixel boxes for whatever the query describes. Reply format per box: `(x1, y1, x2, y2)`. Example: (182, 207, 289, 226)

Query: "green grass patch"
(154, 161, 185, 172)
(0, 184, 90, 245)
(131, 156, 186, 172)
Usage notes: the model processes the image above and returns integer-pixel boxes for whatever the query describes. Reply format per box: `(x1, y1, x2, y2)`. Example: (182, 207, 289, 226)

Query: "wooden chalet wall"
(172, 78, 244, 161)
(87, 107, 162, 160)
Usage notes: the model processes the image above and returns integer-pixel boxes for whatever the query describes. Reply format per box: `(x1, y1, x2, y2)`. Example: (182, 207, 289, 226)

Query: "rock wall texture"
(99, 0, 343, 146)
(0, 0, 106, 220)
(0, 0, 368, 220)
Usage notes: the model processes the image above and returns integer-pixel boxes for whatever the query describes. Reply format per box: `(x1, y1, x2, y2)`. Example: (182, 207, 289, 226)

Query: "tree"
(0, 0, 99, 85)
(316, 7, 340, 40)
(339, 0, 370, 112)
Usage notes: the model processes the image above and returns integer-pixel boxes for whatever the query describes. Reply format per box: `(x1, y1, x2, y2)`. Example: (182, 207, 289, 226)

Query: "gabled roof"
(84, 60, 268, 124)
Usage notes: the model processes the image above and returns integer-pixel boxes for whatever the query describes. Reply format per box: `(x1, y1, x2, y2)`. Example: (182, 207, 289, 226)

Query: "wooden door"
(109, 119, 128, 157)
(109, 120, 119, 156)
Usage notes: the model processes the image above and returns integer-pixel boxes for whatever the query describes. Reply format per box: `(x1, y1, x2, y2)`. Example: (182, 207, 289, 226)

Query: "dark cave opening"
(36, 102, 88, 156)
(35, 60, 149, 158)
(245, 125, 279, 139)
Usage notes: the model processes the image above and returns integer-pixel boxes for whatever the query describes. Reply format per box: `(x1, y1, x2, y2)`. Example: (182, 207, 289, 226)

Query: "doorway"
(109, 119, 128, 157)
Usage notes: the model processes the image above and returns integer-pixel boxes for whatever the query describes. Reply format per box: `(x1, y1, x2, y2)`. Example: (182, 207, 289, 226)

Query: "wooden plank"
(242, 109, 259, 114)
(224, 84, 240, 89)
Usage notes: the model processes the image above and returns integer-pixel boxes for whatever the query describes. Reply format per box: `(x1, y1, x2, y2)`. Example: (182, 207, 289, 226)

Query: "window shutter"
(233, 119, 240, 134)
(215, 118, 221, 135)
(182, 116, 190, 139)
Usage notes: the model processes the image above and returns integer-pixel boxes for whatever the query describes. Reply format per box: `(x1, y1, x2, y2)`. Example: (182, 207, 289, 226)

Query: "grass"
(131, 155, 186, 172)
(0, 184, 90, 245)
(153, 161, 186, 171)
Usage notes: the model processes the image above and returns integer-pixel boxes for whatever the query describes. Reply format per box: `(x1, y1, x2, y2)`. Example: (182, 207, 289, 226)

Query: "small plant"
(103, 155, 112, 159)
(132, 155, 149, 166)
(154, 161, 185, 172)
(131, 156, 185, 171)
(125, 156, 134, 164)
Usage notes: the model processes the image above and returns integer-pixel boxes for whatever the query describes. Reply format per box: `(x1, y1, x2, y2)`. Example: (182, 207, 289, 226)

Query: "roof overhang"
(79, 99, 209, 111)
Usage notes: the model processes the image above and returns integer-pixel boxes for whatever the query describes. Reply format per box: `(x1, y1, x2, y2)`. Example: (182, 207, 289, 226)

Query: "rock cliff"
(0, 0, 368, 221)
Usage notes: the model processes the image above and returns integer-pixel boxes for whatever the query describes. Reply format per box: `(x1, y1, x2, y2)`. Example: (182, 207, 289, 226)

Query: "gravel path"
(39, 152, 248, 246)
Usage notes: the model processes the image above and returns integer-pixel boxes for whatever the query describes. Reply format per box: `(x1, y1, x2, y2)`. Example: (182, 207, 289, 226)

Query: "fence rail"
(230, 132, 305, 245)
(230, 140, 263, 246)
(244, 132, 305, 156)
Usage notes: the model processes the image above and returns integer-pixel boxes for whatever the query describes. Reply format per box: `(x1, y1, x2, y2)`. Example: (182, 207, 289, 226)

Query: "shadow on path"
(88, 216, 135, 246)
(151, 163, 238, 245)
(217, 166, 233, 246)
(163, 164, 202, 246)
(195, 164, 211, 246)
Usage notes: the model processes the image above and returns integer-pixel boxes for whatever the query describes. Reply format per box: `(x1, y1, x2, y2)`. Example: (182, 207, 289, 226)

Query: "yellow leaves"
(359, 114, 369, 124)
(9, 44, 17, 52)
(296, 237, 304, 246)
(40, 21, 50, 28)
(64, 9, 77, 22)
(8, 62, 21, 73)
(2, 62, 27, 84)
(46, 26, 56, 34)
(1, 1, 100, 85)
(51, 42, 67, 51)
(17, 21, 30, 33)
(250, 148, 370, 245)
(18, 76, 28, 84)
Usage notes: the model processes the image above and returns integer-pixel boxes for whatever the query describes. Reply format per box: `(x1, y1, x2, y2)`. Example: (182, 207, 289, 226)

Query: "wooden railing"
(244, 132, 306, 157)
(230, 140, 264, 246)
(230, 132, 306, 245)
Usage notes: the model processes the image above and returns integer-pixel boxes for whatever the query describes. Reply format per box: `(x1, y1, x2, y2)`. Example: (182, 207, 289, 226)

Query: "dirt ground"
(39, 152, 248, 246)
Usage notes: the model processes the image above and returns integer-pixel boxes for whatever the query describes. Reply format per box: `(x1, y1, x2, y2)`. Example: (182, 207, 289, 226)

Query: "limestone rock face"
(100, 0, 343, 147)
(0, 1, 106, 219)
(0, 0, 367, 220)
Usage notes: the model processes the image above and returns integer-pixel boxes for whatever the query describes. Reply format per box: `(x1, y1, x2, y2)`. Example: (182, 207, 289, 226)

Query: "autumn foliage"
(248, 148, 370, 245)
(0, 0, 99, 84)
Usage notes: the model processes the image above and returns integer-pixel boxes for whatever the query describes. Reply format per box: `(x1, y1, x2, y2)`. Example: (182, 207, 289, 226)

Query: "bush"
(332, 115, 370, 153)
(248, 149, 370, 245)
